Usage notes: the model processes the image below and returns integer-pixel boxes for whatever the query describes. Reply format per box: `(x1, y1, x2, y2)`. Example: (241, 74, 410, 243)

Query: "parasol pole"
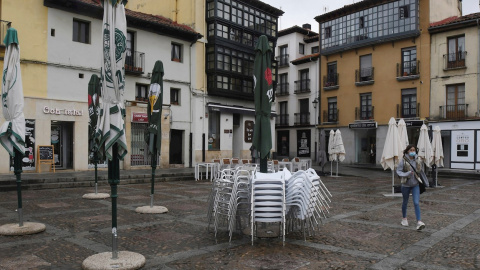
(108, 143, 119, 259)
(330, 161, 333, 176)
(150, 135, 156, 208)
(336, 160, 338, 177)
(94, 150, 98, 194)
(14, 148, 23, 227)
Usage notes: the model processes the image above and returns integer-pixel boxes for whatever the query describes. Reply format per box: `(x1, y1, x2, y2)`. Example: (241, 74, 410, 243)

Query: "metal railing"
(294, 79, 310, 94)
(131, 123, 160, 166)
(397, 60, 420, 77)
(294, 112, 310, 125)
(275, 54, 289, 67)
(355, 67, 374, 82)
(444, 51, 467, 69)
(0, 20, 11, 46)
(125, 51, 145, 74)
(275, 114, 289, 126)
(322, 109, 339, 123)
(439, 104, 468, 120)
(323, 73, 339, 88)
(275, 82, 289, 96)
(355, 106, 374, 120)
(396, 104, 417, 119)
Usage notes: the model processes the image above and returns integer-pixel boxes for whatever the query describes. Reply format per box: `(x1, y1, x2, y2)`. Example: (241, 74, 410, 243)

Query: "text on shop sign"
(43, 106, 83, 116)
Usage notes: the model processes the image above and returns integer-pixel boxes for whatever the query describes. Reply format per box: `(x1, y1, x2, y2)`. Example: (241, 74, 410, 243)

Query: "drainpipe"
(477, 19, 480, 116)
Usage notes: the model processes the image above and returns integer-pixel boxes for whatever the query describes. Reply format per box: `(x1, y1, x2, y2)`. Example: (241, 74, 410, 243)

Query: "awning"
(207, 103, 277, 117)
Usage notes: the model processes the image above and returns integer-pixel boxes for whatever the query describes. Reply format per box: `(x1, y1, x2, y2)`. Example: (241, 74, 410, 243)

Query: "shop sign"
(348, 122, 377, 129)
(132, 112, 148, 123)
(404, 120, 424, 127)
(244, 120, 254, 143)
(43, 106, 83, 116)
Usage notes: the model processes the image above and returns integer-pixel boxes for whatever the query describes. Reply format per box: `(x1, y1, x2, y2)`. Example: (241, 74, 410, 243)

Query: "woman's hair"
(403, 144, 417, 155)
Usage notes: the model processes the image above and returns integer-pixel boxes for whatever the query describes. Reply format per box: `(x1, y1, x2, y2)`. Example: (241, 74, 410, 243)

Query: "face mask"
(409, 152, 416, 157)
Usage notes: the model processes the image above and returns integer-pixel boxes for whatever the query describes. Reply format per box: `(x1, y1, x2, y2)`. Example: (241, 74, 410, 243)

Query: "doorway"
(51, 121, 73, 169)
(170, 129, 183, 164)
(277, 130, 289, 158)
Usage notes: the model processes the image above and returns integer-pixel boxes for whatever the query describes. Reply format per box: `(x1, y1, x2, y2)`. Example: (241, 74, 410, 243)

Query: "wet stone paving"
(0, 171, 479, 269)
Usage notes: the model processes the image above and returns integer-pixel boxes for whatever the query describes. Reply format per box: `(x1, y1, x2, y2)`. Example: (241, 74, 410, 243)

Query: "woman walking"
(396, 144, 426, 231)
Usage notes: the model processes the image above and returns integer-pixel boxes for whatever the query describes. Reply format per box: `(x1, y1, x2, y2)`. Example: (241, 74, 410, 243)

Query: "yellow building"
(315, 0, 461, 164)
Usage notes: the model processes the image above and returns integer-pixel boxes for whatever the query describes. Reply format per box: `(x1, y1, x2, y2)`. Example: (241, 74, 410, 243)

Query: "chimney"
(302, 23, 311, 30)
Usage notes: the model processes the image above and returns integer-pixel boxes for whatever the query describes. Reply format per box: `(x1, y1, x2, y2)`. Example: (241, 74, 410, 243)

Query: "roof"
(291, 53, 320, 65)
(304, 34, 319, 44)
(278, 25, 318, 37)
(242, 0, 284, 16)
(429, 12, 480, 33)
(315, 0, 393, 23)
(44, 0, 202, 42)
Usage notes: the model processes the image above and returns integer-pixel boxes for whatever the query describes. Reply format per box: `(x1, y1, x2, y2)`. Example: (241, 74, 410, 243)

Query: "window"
(401, 89, 417, 118)
(278, 73, 288, 95)
(447, 36, 466, 68)
(171, 43, 182, 62)
(207, 1, 215, 18)
(135, 84, 148, 101)
(170, 88, 180, 105)
(325, 26, 331, 38)
(402, 47, 417, 76)
(359, 54, 373, 81)
(208, 110, 221, 150)
(360, 93, 372, 120)
(299, 69, 309, 91)
(299, 99, 309, 124)
(311, 46, 319, 54)
(72, 19, 90, 44)
(399, 5, 409, 19)
(125, 31, 134, 70)
(446, 84, 466, 118)
(328, 97, 337, 122)
(326, 62, 337, 86)
(299, 43, 305, 54)
(279, 45, 288, 66)
(359, 16, 365, 28)
(279, 101, 288, 125)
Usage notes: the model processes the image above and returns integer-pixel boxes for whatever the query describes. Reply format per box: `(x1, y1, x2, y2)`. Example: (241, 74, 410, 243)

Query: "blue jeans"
(401, 185, 421, 221)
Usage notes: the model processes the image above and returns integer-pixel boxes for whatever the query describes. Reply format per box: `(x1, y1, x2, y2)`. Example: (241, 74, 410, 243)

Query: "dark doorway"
(170, 129, 183, 164)
(51, 121, 73, 169)
(277, 130, 289, 157)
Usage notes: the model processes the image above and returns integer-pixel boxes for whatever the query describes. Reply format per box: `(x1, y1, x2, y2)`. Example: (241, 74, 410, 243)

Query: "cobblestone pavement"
(0, 169, 479, 270)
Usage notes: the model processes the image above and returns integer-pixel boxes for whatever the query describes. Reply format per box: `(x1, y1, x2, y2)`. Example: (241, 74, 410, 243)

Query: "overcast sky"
(266, 0, 480, 31)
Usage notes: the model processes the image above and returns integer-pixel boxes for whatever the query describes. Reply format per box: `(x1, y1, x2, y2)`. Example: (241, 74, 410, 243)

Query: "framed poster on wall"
(451, 130, 475, 169)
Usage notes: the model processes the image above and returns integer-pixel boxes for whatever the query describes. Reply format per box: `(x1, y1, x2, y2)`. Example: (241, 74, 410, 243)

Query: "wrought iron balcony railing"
(396, 103, 419, 119)
(125, 51, 145, 74)
(444, 51, 467, 70)
(294, 112, 310, 125)
(397, 61, 420, 78)
(355, 106, 374, 120)
(275, 114, 289, 126)
(275, 54, 289, 67)
(355, 67, 374, 84)
(439, 104, 468, 120)
(275, 82, 289, 96)
(322, 109, 339, 123)
(294, 79, 310, 94)
(323, 73, 339, 89)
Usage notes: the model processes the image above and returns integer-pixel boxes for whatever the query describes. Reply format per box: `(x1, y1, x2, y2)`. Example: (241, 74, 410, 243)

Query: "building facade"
(315, 0, 461, 164)
(128, 0, 283, 163)
(0, 0, 201, 173)
(429, 12, 480, 170)
(275, 25, 320, 160)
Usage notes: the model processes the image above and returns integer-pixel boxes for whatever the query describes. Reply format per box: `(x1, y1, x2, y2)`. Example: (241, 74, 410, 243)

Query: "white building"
(275, 24, 320, 161)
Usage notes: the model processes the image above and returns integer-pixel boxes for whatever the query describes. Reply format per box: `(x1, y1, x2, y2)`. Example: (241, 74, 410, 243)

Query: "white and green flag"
(0, 27, 25, 157)
(95, 0, 128, 160)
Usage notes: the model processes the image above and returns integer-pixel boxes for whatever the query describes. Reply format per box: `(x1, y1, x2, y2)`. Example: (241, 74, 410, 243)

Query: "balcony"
(294, 79, 310, 94)
(396, 61, 420, 81)
(125, 51, 145, 75)
(0, 20, 11, 47)
(444, 52, 467, 70)
(323, 73, 339, 90)
(322, 109, 339, 123)
(355, 106, 374, 120)
(275, 114, 289, 126)
(275, 82, 289, 96)
(439, 104, 468, 120)
(396, 103, 420, 119)
(355, 67, 374, 86)
(275, 54, 289, 68)
(294, 112, 310, 126)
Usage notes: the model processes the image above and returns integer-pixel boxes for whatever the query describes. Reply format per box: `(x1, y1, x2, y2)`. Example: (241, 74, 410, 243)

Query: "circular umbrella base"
(0, 222, 46, 236)
(83, 193, 110, 200)
(82, 251, 145, 270)
(135, 205, 168, 214)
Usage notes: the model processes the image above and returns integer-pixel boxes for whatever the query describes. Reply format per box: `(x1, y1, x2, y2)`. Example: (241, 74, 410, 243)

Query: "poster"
(10, 119, 35, 171)
(297, 129, 311, 157)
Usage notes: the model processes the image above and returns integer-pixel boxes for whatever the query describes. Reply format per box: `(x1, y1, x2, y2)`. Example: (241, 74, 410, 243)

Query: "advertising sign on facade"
(451, 130, 475, 169)
(132, 112, 148, 123)
(244, 120, 254, 143)
(348, 122, 377, 129)
(297, 129, 311, 157)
